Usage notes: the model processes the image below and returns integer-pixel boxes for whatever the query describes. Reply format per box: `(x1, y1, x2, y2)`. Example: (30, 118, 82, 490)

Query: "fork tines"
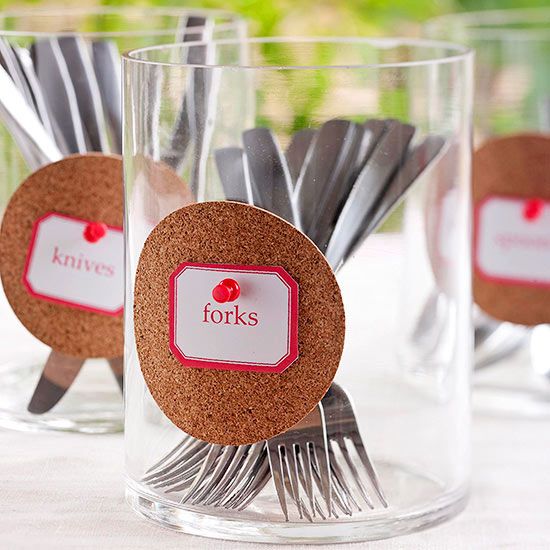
(266, 403, 331, 522)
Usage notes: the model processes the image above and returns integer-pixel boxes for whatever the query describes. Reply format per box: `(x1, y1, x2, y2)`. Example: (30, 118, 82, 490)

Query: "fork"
(144, 438, 269, 508)
(143, 383, 387, 520)
(142, 405, 331, 519)
(266, 402, 331, 521)
(267, 385, 387, 522)
(323, 384, 387, 510)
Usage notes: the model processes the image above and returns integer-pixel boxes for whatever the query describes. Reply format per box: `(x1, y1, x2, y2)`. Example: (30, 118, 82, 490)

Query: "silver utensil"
(143, 406, 330, 520)
(214, 147, 254, 204)
(242, 127, 299, 227)
(475, 319, 529, 370)
(323, 384, 387, 510)
(265, 384, 387, 521)
(0, 38, 35, 110)
(9, 44, 54, 138)
(0, 64, 62, 167)
(91, 40, 122, 153)
(144, 118, 451, 519)
(362, 118, 389, 157)
(27, 351, 86, 414)
(294, 119, 365, 250)
(0, 61, 97, 415)
(285, 128, 316, 186)
(143, 382, 386, 521)
(366, 136, 445, 235)
(31, 38, 86, 154)
(58, 35, 109, 153)
(413, 295, 528, 371)
(162, 16, 209, 172)
(267, 403, 331, 521)
(325, 121, 415, 269)
(144, 436, 269, 510)
(187, 443, 270, 511)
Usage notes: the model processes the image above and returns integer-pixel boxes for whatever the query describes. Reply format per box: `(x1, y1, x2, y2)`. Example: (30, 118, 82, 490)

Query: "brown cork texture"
(134, 201, 346, 446)
(0, 154, 123, 357)
(473, 133, 550, 325)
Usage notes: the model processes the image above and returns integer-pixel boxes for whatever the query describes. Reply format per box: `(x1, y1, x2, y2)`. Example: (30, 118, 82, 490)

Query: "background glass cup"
(123, 37, 473, 543)
(0, 7, 245, 434)
(427, 8, 550, 418)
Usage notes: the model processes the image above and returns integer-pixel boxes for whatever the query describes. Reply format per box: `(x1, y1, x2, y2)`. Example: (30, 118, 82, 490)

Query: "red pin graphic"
(84, 222, 108, 243)
(212, 278, 240, 303)
(523, 198, 544, 222)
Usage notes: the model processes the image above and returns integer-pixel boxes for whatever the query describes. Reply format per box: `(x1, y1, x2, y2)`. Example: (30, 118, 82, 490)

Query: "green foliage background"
(1, 0, 549, 36)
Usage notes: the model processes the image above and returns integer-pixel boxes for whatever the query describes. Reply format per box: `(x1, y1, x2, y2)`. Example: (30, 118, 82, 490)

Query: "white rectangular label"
(475, 196, 550, 287)
(169, 263, 299, 373)
(23, 213, 124, 315)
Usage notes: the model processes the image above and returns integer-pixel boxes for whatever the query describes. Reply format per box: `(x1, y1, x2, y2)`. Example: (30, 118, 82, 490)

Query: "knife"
(58, 35, 109, 153)
(242, 127, 299, 227)
(325, 121, 415, 268)
(215, 147, 254, 204)
(31, 38, 87, 155)
(285, 128, 316, 186)
(91, 40, 122, 154)
(295, 119, 366, 250)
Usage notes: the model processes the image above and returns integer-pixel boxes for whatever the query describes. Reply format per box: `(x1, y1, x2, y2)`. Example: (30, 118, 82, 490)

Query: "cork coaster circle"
(0, 154, 123, 358)
(473, 133, 550, 325)
(134, 201, 346, 446)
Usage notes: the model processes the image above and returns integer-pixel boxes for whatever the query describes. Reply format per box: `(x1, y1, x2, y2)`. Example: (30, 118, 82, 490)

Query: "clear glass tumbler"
(427, 9, 550, 417)
(123, 38, 473, 543)
(0, 8, 245, 434)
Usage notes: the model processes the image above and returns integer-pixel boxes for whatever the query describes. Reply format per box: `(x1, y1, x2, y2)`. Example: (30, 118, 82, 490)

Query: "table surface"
(1, 412, 550, 550)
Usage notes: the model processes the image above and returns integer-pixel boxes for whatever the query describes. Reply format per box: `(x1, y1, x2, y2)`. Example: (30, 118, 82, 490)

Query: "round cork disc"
(134, 201, 346, 446)
(0, 154, 123, 358)
(473, 133, 550, 325)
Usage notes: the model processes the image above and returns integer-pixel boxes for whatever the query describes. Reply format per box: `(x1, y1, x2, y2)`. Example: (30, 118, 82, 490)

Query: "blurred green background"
(0, 0, 549, 36)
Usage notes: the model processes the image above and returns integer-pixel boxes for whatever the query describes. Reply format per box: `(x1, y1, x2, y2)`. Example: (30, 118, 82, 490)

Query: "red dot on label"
(523, 199, 544, 222)
(212, 278, 240, 303)
(212, 283, 231, 303)
(84, 222, 107, 243)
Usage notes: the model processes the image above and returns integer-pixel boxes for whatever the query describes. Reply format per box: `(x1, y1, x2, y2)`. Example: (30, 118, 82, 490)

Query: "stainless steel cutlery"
(0, 17, 219, 413)
(1, 27, 452, 521)
(243, 127, 299, 227)
(156, 117, 444, 520)
(144, 384, 386, 522)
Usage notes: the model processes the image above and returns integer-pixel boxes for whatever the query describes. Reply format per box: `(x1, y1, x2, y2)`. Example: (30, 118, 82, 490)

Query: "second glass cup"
(123, 38, 473, 543)
(427, 8, 550, 417)
(0, 7, 245, 433)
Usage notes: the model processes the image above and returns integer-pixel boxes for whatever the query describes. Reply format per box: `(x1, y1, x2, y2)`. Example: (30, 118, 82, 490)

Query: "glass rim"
(426, 7, 550, 41)
(0, 6, 243, 38)
(123, 36, 473, 70)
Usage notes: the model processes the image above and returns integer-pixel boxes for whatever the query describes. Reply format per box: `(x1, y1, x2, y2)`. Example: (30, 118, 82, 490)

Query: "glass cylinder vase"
(0, 7, 245, 434)
(123, 37, 473, 543)
(427, 9, 550, 418)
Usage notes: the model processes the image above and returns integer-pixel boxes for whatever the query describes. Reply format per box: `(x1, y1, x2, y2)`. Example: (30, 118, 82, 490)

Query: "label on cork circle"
(170, 263, 298, 373)
(473, 133, 550, 325)
(0, 154, 124, 358)
(134, 201, 345, 446)
(475, 196, 550, 287)
(24, 212, 124, 315)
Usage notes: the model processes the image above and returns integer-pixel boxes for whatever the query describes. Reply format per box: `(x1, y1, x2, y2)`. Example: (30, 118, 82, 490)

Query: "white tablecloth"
(1, 413, 550, 549)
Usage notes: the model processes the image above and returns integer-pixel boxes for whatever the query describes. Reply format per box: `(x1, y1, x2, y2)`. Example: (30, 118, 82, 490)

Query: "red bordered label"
(169, 262, 299, 373)
(474, 195, 550, 288)
(23, 212, 124, 316)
